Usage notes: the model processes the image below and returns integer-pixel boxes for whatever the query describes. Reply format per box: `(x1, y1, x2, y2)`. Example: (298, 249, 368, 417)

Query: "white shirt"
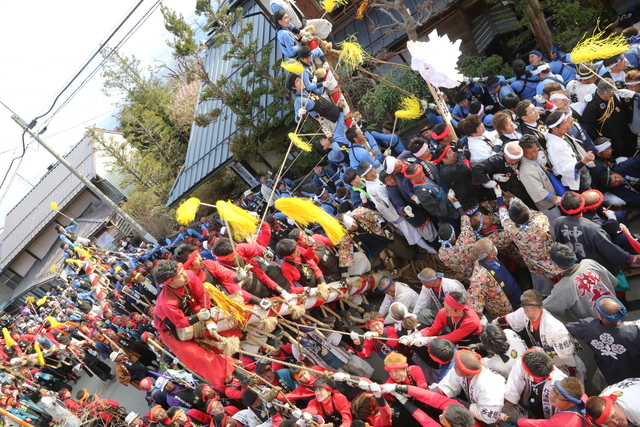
(378, 282, 419, 325)
(468, 131, 501, 166)
(413, 277, 466, 313)
(505, 358, 566, 419)
(601, 378, 640, 425)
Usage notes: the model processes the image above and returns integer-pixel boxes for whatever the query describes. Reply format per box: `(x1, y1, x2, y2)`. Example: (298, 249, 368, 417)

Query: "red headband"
(384, 363, 408, 371)
(182, 250, 199, 270)
(433, 126, 451, 140)
(521, 349, 550, 382)
(595, 395, 618, 425)
(365, 317, 384, 329)
(404, 168, 422, 179)
(428, 349, 449, 365)
(444, 293, 467, 311)
(560, 194, 585, 215)
(455, 350, 482, 375)
(162, 264, 184, 285)
(433, 144, 452, 165)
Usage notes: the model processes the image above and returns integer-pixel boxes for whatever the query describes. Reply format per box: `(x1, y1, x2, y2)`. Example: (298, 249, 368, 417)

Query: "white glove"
(404, 206, 414, 217)
(604, 209, 616, 220)
(463, 77, 470, 84)
(381, 383, 396, 393)
(298, 108, 307, 118)
(494, 185, 502, 198)
(350, 331, 361, 344)
(281, 290, 293, 302)
(485, 105, 495, 112)
(286, 217, 295, 225)
(472, 77, 481, 82)
(173, 358, 181, 366)
(311, 75, 318, 84)
(392, 392, 408, 404)
(296, 420, 308, 427)
(209, 307, 220, 319)
(302, 413, 313, 422)
(234, 268, 247, 283)
(307, 287, 318, 298)
(413, 336, 434, 347)
(447, 189, 456, 199)
(197, 310, 211, 321)
(479, 315, 488, 326)
(452, 200, 462, 209)
(333, 372, 349, 382)
(428, 103, 437, 110)
(292, 409, 303, 419)
(493, 173, 509, 182)
(369, 382, 382, 397)
(533, 94, 547, 105)
(618, 89, 636, 100)
(206, 321, 217, 334)
(420, 100, 428, 109)
(323, 62, 330, 70)
(363, 331, 378, 340)
(259, 298, 272, 310)
(483, 180, 498, 189)
(491, 318, 500, 325)
(398, 335, 414, 346)
(322, 81, 331, 88)
(358, 380, 370, 390)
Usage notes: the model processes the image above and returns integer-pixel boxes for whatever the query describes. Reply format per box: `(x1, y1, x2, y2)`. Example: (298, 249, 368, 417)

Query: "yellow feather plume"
(320, 0, 348, 13)
(36, 296, 48, 307)
(288, 133, 312, 152)
(570, 30, 629, 64)
(46, 316, 64, 329)
(50, 202, 59, 211)
(216, 200, 259, 241)
(65, 259, 84, 266)
(50, 264, 56, 273)
(176, 197, 201, 225)
(356, 0, 370, 19)
(34, 343, 45, 366)
(337, 35, 368, 74)
(74, 246, 92, 259)
(26, 296, 35, 303)
(275, 198, 346, 244)
(395, 96, 425, 120)
(3, 328, 14, 347)
(203, 282, 247, 327)
(281, 60, 305, 75)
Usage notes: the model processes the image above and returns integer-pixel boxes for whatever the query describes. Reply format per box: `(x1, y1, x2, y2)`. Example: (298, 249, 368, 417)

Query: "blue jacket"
(366, 130, 405, 155)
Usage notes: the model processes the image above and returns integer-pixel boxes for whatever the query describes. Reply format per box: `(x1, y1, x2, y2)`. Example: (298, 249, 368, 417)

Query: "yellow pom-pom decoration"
(395, 96, 425, 120)
(570, 30, 629, 64)
(337, 35, 368, 74)
(176, 197, 201, 226)
(34, 343, 45, 366)
(275, 198, 346, 244)
(281, 60, 305, 75)
(203, 282, 247, 327)
(216, 201, 259, 241)
(25, 297, 35, 303)
(356, 0, 370, 19)
(50, 264, 57, 273)
(50, 202, 59, 211)
(320, 0, 348, 13)
(74, 246, 92, 259)
(3, 328, 15, 347)
(46, 316, 64, 329)
(288, 133, 312, 152)
(65, 259, 84, 266)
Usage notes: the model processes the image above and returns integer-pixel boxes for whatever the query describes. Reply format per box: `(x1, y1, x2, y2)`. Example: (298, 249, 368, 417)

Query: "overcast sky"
(0, 0, 203, 229)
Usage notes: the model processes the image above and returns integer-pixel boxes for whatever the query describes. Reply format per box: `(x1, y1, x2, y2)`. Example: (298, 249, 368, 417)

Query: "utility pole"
(11, 115, 157, 244)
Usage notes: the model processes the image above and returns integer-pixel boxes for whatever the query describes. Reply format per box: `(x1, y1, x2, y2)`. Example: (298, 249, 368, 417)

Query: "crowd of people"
(4, 3, 640, 427)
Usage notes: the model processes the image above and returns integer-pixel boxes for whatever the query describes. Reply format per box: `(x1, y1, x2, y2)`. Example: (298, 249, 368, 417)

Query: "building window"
(0, 270, 21, 290)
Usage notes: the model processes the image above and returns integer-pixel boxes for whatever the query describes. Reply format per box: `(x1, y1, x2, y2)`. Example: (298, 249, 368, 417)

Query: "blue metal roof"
(166, 0, 285, 207)
(166, 0, 462, 207)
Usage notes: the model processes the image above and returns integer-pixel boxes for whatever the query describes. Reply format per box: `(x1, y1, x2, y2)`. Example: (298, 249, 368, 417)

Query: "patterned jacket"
(337, 207, 386, 268)
(438, 215, 476, 279)
(467, 261, 514, 318)
(499, 206, 562, 278)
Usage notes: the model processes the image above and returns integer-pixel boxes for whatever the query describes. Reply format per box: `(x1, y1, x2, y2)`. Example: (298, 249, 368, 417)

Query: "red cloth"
(356, 326, 404, 359)
(306, 392, 352, 427)
(187, 408, 211, 425)
(517, 411, 586, 427)
(405, 385, 464, 427)
(383, 365, 428, 402)
(365, 400, 392, 427)
(201, 260, 250, 302)
(419, 308, 482, 343)
(153, 270, 234, 388)
(223, 378, 244, 401)
(63, 398, 81, 413)
(281, 255, 324, 288)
